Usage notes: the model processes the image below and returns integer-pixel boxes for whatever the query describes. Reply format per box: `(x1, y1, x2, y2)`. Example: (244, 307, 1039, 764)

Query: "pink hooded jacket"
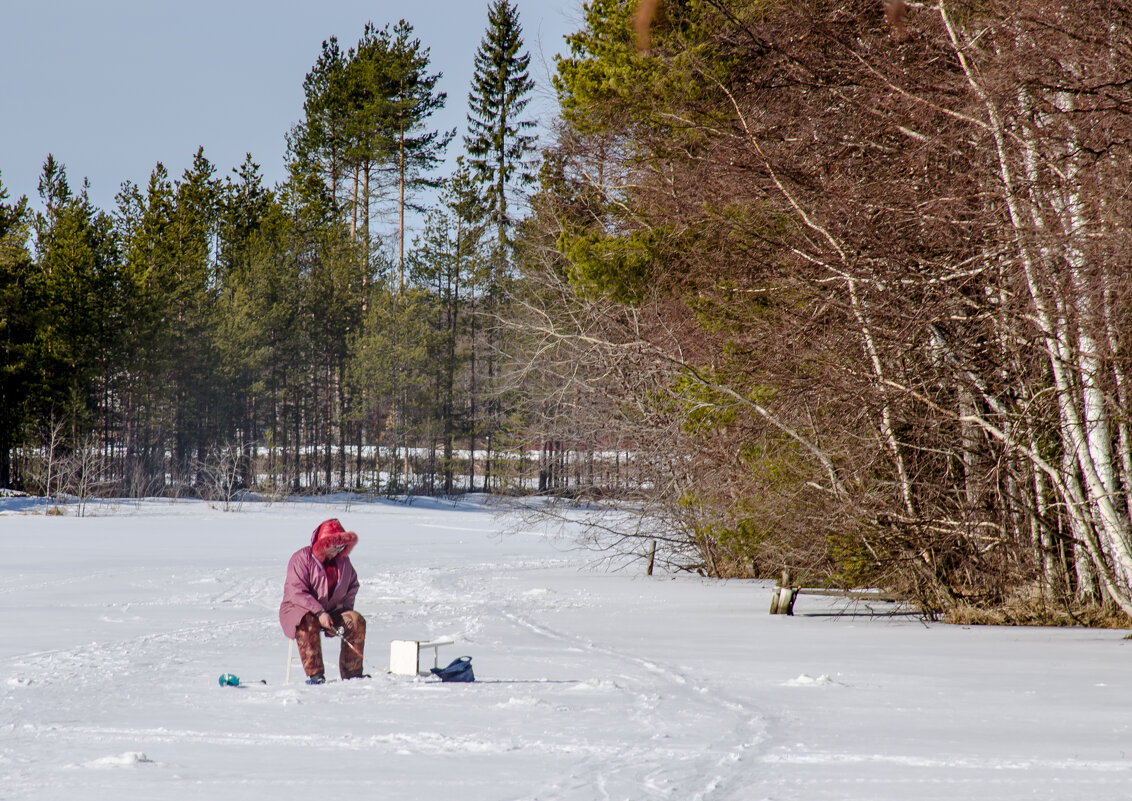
(278, 519, 360, 639)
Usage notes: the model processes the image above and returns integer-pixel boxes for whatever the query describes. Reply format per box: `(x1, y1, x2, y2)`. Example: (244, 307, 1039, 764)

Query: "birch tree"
(526, 0, 1132, 617)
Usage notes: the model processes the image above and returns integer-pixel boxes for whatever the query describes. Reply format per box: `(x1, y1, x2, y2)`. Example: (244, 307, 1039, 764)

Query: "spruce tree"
(464, 0, 537, 254)
(464, 0, 537, 491)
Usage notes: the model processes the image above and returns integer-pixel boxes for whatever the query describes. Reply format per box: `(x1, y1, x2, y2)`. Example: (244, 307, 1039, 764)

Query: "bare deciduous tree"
(515, 0, 1132, 620)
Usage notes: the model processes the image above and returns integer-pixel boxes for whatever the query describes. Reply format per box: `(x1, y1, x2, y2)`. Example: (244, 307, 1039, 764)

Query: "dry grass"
(944, 585, 1132, 629)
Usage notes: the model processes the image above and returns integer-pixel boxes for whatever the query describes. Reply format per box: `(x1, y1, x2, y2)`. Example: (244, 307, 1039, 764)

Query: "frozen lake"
(2, 496, 1130, 799)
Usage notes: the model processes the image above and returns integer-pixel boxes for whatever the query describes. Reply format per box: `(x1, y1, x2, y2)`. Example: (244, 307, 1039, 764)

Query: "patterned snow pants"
(295, 610, 366, 679)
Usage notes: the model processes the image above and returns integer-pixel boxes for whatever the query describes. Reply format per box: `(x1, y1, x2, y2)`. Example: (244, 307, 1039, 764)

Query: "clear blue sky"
(0, 1, 580, 218)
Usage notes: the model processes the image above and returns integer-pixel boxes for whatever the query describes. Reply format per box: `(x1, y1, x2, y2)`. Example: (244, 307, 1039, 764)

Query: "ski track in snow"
(363, 559, 769, 799)
(499, 608, 767, 800)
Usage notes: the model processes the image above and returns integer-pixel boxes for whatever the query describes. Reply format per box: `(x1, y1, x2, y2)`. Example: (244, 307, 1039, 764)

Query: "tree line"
(0, 2, 561, 500)
(514, 0, 1132, 622)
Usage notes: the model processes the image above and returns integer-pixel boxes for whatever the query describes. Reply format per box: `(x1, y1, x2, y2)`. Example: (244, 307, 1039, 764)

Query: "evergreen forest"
(3, 0, 1132, 623)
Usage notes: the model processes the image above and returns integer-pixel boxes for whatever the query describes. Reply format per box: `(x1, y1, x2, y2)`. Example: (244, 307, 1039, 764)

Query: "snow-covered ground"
(2, 496, 1130, 800)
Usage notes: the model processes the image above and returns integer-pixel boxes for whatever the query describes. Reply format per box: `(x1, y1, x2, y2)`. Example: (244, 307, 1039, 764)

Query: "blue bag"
(431, 655, 475, 682)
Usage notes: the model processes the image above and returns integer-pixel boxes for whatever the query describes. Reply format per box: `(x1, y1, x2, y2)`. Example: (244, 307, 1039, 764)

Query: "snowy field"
(2, 495, 1130, 800)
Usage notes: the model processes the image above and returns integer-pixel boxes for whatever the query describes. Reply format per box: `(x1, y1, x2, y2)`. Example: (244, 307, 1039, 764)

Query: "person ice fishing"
(279, 518, 367, 684)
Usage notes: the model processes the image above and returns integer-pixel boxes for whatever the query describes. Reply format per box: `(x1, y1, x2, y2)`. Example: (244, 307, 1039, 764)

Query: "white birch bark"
(715, 80, 914, 515)
(1102, 284, 1132, 530)
(1051, 87, 1132, 593)
(937, 0, 1132, 612)
(1029, 449, 1054, 588)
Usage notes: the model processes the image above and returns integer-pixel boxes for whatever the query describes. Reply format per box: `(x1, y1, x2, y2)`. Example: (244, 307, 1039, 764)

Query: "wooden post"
(646, 539, 657, 576)
(782, 586, 799, 615)
(771, 568, 797, 615)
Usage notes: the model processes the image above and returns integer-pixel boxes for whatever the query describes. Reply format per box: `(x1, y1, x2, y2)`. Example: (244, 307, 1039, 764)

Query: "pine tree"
(382, 19, 454, 291)
(33, 157, 121, 447)
(168, 150, 223, 480)
(348, 280, 436, 493)
(0, 174, 37, 488)
(215, 155, 275, 481)
(287, 37, 351, 219)
(219, 154, 272, 277)
(409, 160, 491, 491)
(114, 169, 175, 486)
(291, 22, 452, 290)
(115, 152, 223, 486)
